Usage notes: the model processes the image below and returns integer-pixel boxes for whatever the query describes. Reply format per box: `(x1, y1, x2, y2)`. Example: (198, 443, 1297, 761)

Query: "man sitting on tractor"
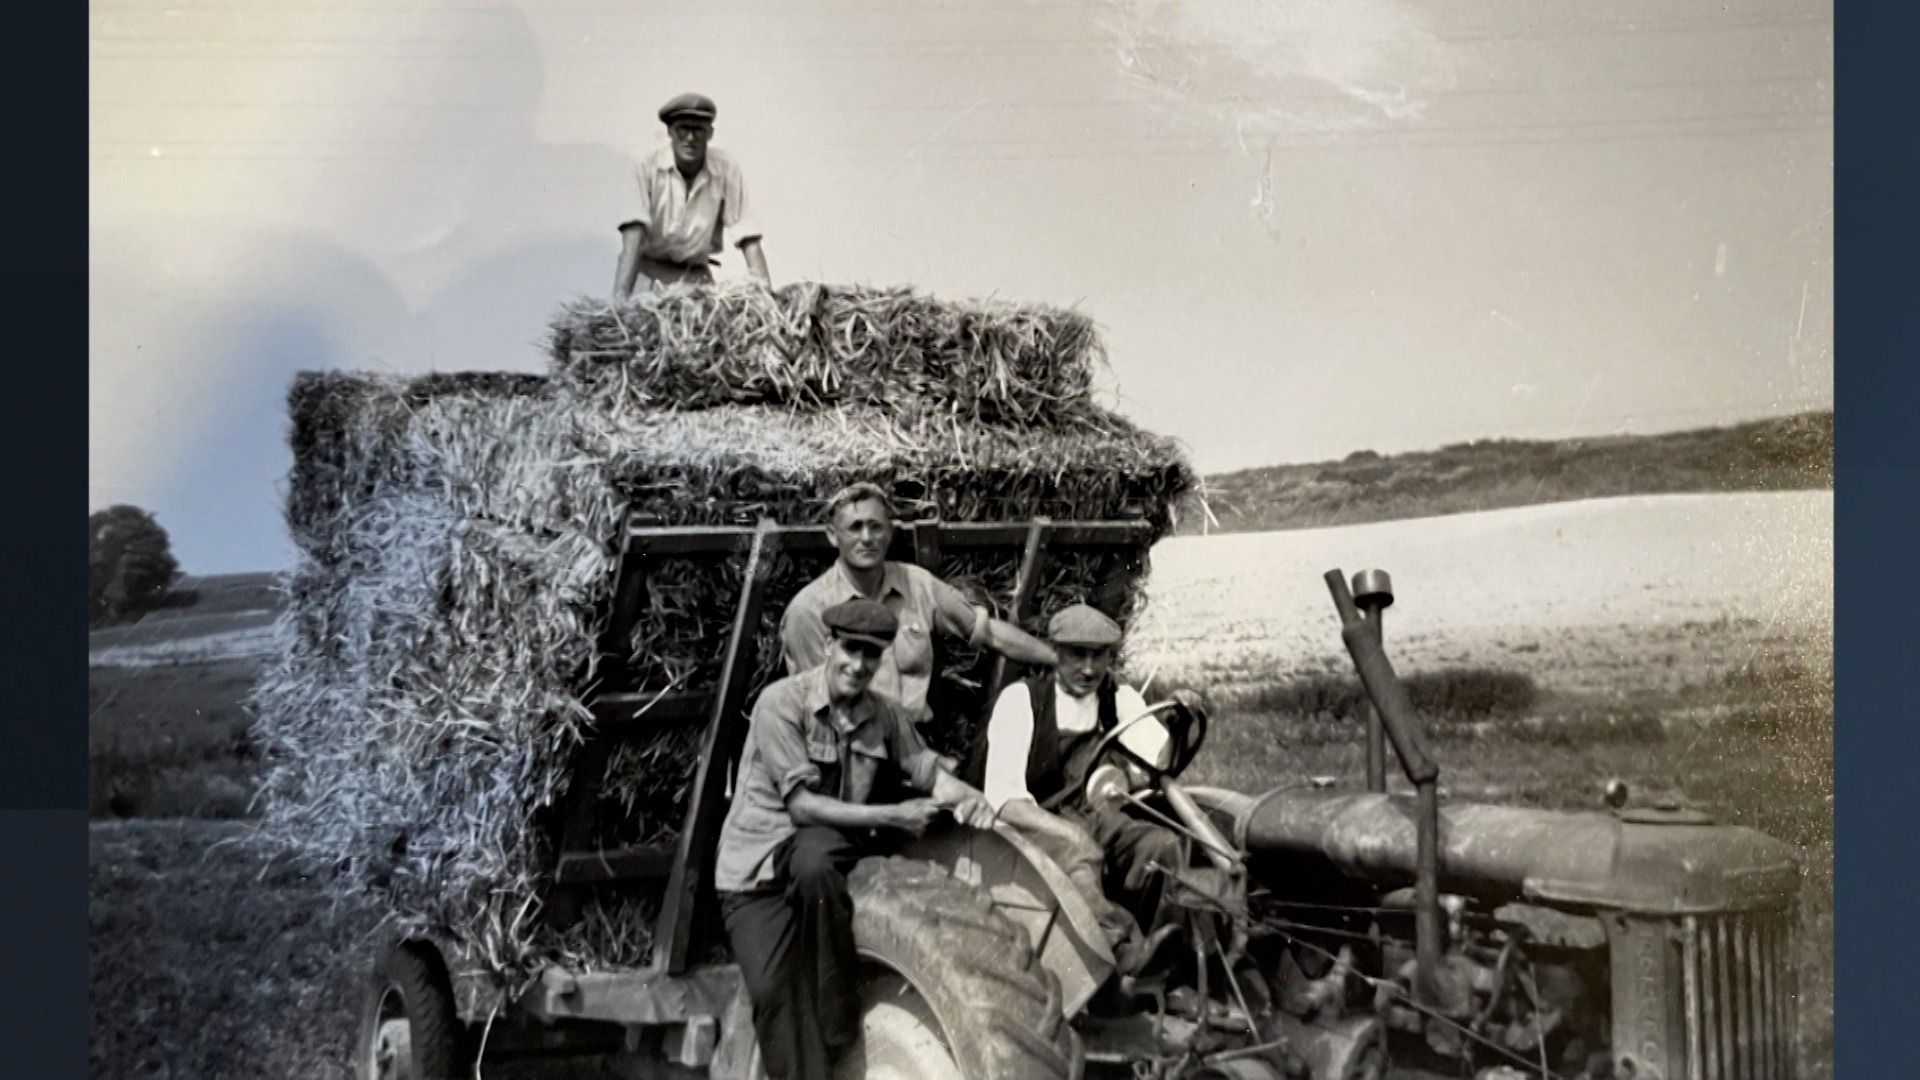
(974, 603, 1192, 965)
(714, 598, 998, 1080)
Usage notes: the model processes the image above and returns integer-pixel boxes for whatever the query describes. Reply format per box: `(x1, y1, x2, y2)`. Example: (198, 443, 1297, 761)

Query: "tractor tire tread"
(849, 856, 1074, 1079)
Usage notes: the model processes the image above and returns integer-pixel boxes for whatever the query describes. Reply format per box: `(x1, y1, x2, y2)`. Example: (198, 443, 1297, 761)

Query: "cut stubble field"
(89, 492, 1833, 1078)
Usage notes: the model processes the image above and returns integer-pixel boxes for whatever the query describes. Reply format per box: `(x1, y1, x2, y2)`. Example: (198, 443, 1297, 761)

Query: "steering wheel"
(1065, 696, 1210, 809)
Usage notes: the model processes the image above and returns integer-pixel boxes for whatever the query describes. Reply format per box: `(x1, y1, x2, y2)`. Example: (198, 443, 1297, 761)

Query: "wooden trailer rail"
(619, 519, 1156, 555)
(552, 515, 1156, 976)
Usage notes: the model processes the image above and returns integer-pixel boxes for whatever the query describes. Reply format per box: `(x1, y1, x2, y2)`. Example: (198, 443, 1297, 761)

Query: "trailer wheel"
(840, 857, 1075, 1080)
(356, 943, 471, 1080)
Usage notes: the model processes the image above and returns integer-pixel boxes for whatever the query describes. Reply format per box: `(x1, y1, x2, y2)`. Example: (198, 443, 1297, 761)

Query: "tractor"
(355, 516, 1801, 1080)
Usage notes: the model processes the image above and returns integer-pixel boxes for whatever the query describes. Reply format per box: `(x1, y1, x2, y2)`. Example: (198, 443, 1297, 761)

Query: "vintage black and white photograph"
(89, 1, 1833, 1077)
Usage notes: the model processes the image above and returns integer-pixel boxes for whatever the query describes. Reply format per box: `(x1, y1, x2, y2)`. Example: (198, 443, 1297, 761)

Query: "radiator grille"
(1681, 911, 1796, 1080)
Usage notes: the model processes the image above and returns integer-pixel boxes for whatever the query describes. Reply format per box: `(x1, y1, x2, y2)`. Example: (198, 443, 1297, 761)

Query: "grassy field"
(90, 820, 386, 1078)
(1192, 410, 1830, 534)
(89, 659, 261, 821)
(90, 821, 657, 1080)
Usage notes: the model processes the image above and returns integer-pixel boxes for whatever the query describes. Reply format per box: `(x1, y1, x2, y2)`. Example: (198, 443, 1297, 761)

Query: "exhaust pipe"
(1324, 569, 1443, 1008)
(1351, 569, 1395, 794)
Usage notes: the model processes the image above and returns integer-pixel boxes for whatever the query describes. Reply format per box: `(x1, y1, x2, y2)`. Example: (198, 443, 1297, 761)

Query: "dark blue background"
(6, 2, 86, 1074)
(1832, 4, 1920, 1075)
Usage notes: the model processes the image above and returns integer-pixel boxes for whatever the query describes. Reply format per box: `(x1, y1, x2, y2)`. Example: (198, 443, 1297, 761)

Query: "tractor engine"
(1208, 786, 1800, 1080)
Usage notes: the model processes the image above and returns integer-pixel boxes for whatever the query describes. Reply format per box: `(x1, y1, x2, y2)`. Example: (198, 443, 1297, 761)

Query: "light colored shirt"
(780, 560, 988, 724)
(622, 143, 764, 265)
(713, 663, 944, 893)
(982, 679, 1151, 811)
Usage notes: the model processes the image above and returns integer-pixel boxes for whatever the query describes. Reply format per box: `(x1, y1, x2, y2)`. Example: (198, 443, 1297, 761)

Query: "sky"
(90, 0, 1833, 572)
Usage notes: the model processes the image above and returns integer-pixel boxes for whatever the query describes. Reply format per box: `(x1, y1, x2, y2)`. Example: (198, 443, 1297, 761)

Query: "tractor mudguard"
(897, 822, 1117, 1016)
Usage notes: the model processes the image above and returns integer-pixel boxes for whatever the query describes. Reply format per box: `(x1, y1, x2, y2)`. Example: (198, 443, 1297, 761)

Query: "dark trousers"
(636, 255, 716, 289)
(720, 826, 866, 1080)
(1065, 802, 1188, 930)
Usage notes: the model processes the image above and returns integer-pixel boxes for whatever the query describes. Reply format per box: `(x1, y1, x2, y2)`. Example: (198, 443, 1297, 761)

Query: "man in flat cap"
(715, 598, 996, 1080)
(613, 92, 770, 298)
(977, 603, 1189, 938)
(781, 483, 1059, 730)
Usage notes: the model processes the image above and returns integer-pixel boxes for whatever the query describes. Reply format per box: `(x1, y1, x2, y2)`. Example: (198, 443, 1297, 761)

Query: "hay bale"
(254, 294, 1193, 985)
(549, 283, 1102, 426)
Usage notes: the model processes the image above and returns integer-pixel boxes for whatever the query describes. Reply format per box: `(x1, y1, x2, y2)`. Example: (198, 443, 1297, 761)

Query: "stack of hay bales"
(252, 283, 1195, 984)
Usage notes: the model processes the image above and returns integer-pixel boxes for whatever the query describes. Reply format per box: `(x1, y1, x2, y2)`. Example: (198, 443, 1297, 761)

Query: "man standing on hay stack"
(781, 483, 1059, 729)
(714, 598, 997, 1080)
(613, 92, 771, 297)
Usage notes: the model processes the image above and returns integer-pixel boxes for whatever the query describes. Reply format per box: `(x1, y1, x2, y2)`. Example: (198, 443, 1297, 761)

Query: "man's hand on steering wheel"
(1168, 687, 1211, 725)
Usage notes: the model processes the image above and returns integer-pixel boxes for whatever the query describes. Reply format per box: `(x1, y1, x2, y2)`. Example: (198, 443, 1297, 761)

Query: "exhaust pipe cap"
(1351, 569, 1394, 608)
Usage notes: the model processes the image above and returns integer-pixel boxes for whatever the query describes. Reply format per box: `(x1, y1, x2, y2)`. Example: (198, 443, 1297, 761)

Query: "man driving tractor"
(975, 602, 1195, 971)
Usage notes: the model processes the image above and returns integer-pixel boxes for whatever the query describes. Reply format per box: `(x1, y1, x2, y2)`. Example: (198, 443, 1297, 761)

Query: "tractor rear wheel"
(837, 857, 1076, 1080)
(355, 943, 471, 1080)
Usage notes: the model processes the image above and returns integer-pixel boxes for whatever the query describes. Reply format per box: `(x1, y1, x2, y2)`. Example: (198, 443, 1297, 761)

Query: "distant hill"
(142, 572, 282, 622)
(1188, 410, 1831, 535)
(88, 571, 283, 665)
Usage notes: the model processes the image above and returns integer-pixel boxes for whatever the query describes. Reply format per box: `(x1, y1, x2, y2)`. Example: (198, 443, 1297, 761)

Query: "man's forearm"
(927, 768, 983, 809)
(986, 618, 1059, 667)
(613, 227, 646, 298)
(740, 238, 770, 284)
(996, 797, 1086, 841)
(925, 768, 995, 828)
(788, 789, 899, 830)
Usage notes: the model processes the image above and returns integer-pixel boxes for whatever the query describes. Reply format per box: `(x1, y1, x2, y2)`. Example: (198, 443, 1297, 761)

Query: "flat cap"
(1047, 603, 1122, 647)
(659, 93, 717, 124)
(824, 598, 898, 649)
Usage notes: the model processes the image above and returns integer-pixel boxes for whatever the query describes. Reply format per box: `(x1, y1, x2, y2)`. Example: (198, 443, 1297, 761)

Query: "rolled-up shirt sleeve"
(751, 695, 821, 801)
(928, 576, 989, 649)
(981, 685, 1037, 810)
(883, 705, 944, 792)
(620, 161, 656, 232)
(720, 159, 763, 248)
(779, 596, 830, 677)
